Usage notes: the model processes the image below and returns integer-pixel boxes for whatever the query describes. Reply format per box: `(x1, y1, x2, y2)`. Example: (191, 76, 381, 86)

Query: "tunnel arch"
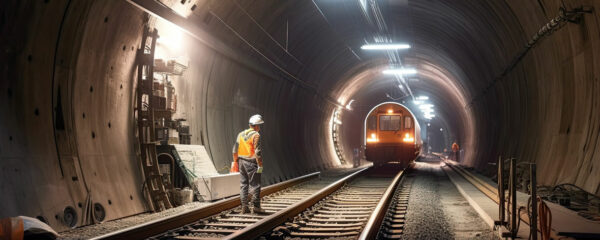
(2, 0, 600, 232)
(327, 54, 476, 166)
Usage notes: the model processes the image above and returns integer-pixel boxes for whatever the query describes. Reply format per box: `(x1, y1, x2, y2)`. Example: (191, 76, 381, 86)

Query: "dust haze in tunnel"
(2, 0, 600, 231)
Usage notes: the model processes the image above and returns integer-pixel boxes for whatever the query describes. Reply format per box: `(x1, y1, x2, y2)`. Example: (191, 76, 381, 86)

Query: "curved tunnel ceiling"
(316, 0, 518, 167)
(2, 0, 600, 231)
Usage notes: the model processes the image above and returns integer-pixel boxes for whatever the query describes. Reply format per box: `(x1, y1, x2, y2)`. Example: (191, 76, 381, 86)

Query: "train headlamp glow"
(403, 133, 414, 143)
(367, 133, 379, 143)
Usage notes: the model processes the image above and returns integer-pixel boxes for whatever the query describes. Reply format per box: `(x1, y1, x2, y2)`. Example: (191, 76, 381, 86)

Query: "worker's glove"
(230, 161, 239, 173)
(257, 166, 263, 174)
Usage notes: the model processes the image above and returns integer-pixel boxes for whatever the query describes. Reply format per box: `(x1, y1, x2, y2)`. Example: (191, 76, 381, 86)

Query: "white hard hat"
(249, 114, 264, 125)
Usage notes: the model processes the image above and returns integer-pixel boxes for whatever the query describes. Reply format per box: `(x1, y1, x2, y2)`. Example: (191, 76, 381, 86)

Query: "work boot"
(240, 205, 250, 214)
(252, 206, 266, 214)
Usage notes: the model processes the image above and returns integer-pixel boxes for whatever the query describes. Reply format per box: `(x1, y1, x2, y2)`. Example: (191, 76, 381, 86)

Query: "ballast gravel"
(58, 201, 209, 240)
(401, 159, 499, 240)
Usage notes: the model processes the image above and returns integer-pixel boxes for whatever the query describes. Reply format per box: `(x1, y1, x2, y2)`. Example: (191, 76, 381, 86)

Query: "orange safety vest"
(237, 128, 259, 159)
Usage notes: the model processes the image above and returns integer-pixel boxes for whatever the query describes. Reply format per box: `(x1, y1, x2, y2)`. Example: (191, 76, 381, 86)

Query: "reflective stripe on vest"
(237, 129, 258, 159)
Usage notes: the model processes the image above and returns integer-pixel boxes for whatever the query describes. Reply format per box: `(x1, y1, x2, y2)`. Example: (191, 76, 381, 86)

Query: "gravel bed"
(402, 159, 498, 240)
(58, 201, 210, 239)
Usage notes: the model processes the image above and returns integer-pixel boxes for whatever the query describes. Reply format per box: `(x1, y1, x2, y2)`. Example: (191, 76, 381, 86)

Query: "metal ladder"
(136, 26, 173, 212)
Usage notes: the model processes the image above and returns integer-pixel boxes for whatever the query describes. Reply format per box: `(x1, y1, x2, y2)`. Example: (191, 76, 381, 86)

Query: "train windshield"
(379, 115, 401, 131)
(367, 115, 377, 130)
(404, 116, 412, 129)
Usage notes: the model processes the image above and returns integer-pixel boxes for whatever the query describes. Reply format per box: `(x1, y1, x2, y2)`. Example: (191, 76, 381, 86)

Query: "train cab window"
(379, 115, 401, 131)
(367, 115, 377, 130)
(404, 116, 412, 129)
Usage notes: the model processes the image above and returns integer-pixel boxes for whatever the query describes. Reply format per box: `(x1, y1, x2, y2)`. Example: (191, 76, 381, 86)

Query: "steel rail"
(92, 171, 320, 240)
(225, 166, 371, 240)
(442, 159, 573, 240)
(358, 169, 406, 240)
(444, 160, 498, 202)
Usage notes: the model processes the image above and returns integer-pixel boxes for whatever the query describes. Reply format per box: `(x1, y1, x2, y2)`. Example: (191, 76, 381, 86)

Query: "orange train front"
(364, 102, 422, 167)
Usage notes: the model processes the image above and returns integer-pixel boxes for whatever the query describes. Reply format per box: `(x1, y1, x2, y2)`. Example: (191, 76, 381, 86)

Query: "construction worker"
(452, 141, 460, 162)
(353, 148, 360, 168)
(232, 114, 265, 214)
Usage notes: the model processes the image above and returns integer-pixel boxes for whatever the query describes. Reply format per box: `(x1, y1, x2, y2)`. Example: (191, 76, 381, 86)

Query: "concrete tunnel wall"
(1, 0, 148, 230)
(2, 0, 600, 232)
(1, 0, 345, 230)
(478, 0, 600, 194)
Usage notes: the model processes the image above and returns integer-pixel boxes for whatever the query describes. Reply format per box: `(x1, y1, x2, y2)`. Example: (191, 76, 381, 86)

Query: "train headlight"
(367, 133, 379, 143)
(402, 133, 414, 143)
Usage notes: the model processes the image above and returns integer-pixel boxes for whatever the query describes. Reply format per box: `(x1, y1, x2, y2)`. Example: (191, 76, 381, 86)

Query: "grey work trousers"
(239, 158, 261, 208)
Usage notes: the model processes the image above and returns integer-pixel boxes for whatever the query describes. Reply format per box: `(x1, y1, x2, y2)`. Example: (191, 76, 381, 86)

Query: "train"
(364, 102, 422, 167)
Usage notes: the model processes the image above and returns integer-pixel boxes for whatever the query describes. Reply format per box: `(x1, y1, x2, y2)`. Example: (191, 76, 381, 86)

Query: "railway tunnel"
(1, 0, 600, 238)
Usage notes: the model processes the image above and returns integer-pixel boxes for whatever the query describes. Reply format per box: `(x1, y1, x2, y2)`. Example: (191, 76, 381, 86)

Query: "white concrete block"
(194, 173, 241, 201)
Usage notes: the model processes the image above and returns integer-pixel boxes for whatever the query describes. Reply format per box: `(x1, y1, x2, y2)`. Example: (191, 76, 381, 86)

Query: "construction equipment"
(135, 27, 173, 212)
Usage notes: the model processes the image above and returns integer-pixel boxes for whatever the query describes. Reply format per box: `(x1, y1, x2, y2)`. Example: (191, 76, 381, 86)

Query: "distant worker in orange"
(232, 114, 265, 214)
(452, 141, 460, 162)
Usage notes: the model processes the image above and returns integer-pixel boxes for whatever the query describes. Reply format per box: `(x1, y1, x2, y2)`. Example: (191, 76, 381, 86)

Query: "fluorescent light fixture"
(156, 23, 183, 51)
(361, 44, 411, 50)
(424, 115, 435, 119)
(418, 104, 433, 109)
(422, 109, 434, 114)
(382, 68, 417, 75)
(413, 100, 422, 105)
(345, 99, 355, 110)
(416, 96, 429, 100)
(398, 84, 404, 89)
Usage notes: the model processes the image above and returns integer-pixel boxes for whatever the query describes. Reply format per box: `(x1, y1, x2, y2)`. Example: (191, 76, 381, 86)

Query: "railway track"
(94, 168, 367, 240)
(149, 179, 338, 239)
(269, 177, 393, 238)
(266, 164, 408, 239)
(93, 171, 321, 240)
(96, 164, 411, 240)
(374, 177, 413, 239)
